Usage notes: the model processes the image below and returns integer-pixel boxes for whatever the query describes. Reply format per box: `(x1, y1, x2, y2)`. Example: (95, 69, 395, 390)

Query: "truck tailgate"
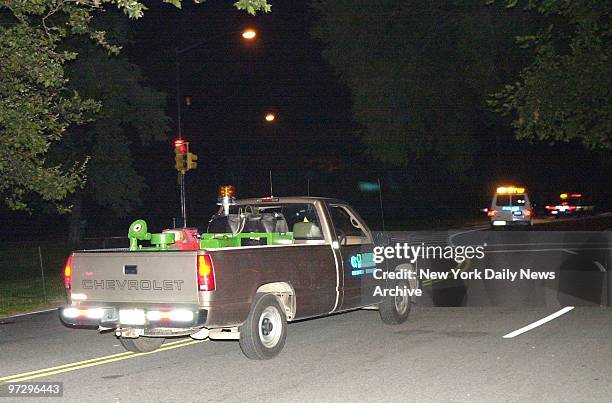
(71, 251, 200, 304)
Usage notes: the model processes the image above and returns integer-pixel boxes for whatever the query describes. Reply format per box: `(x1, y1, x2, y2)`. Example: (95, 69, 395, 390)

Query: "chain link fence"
(0, 237, 127, 317)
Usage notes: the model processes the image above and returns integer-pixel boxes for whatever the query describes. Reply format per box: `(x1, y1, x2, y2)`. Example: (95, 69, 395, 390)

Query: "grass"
(0, 276, 67, 316)
(0, 242, 72, 317)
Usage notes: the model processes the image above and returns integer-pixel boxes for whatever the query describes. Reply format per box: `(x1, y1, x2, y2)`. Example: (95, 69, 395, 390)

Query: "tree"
(0, 0, 271, 212)
(56, 23, 170, 241)
(311, 1, 529, 180)
(489, 0, 611, 149)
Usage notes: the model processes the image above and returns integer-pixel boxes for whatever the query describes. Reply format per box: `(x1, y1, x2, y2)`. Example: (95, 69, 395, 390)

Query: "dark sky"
(122, 0, 366, 230)
(1, 1, 609, 240)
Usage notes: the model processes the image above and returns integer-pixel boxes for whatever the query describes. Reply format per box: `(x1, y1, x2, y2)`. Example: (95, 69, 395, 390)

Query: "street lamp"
(265, 113, 275, 122)
(242, 29, 257, 40)
(176, 28, 257, 140)
(174, 28, 257, 228)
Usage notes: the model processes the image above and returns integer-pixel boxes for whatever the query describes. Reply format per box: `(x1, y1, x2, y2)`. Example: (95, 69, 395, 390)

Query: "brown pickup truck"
(59, 197, 415, 359)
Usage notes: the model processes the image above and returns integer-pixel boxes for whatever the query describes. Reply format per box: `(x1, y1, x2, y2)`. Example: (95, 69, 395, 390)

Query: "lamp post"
(174, 28, 257, 227)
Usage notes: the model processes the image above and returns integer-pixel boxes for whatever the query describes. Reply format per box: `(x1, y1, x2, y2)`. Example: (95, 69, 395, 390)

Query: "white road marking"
(483, 242, 611, 247)
(502, 306, 575, 339)
(561, 249, 579, 255)
(486, 248, 572, 253)
(448, 228, 485, 247)
(593, 261, 606, 273)
(1, 308, 57, 319)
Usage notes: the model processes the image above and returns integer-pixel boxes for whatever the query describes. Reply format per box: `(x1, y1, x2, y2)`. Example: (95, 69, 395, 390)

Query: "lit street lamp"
(242, 29, 257, 40)
(265, 113, 275, 122)
(174, 28, 257, 228)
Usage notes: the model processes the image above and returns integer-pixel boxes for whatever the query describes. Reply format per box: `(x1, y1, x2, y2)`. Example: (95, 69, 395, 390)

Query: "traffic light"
(187, 152, 198, 170)
(174, 140, 198, 173)
(174, 140, 188, 173)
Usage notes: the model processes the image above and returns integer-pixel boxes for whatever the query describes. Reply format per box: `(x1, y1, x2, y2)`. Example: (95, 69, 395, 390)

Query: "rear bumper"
(491, 219, 531, 227)
(58, 304, 207, 330)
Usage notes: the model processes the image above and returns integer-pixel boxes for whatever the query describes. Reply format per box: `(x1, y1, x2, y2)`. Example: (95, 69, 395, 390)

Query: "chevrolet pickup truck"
(59, 195, 416, 359)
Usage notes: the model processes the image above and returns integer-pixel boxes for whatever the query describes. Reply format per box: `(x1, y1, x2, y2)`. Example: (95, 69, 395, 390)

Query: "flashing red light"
(487, 210, 497, 217)
(197, 255, 215, 291)
(174, 140, 187, 154)
(64, 255, 72, 289)
(570, 194, 582, 198)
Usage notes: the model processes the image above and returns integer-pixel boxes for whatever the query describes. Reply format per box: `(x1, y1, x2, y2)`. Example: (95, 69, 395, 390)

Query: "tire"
(119, 336, 165, 353)
(239, 293, 287, 360)
(379, 266, 414, 325)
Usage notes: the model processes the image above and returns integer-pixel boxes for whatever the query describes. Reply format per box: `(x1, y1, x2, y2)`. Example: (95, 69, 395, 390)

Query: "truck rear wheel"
(119, 336, 165, 353)
(239, 293, 287, 360)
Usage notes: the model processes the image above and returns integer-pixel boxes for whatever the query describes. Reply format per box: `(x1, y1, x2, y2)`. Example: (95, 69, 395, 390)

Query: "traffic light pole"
(175, 48, 187, 228)
(179, 172, 187, 228)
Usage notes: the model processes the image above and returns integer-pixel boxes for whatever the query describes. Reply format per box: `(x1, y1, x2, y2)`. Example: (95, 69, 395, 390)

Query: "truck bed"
(70, 250, 200, 305)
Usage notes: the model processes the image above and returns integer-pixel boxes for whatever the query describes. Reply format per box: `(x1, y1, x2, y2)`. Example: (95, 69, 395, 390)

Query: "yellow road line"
(0, 338, 201, 383)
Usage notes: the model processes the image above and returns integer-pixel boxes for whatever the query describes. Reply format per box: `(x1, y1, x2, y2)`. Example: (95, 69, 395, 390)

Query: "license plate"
(119, 309, 145, 325)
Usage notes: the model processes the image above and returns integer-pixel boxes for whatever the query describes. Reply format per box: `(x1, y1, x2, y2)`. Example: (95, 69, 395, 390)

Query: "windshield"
(495, 194, 528, 206)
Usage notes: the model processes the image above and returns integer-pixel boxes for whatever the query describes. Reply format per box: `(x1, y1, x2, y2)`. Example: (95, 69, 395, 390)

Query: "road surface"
(1, 215, 610, 401)
(1, 306, 610, 402)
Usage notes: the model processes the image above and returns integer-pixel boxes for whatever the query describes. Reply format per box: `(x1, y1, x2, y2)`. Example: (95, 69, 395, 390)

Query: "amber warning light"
(218, 185, 235, 198)
(497, 186, 525, 194)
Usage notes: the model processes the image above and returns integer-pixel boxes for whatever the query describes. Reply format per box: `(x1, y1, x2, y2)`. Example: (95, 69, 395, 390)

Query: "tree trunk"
(68, 196, 83, 243)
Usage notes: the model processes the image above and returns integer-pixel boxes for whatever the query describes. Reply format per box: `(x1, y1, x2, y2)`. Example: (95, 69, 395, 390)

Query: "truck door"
(328, 204, 377, 310)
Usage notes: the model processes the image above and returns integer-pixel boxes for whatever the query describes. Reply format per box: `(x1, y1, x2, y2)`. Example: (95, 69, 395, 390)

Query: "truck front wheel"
(239, 293, 287, 360)
(379, 289, 411, 324)
(119, 336, 165, 353)
(379, 266, 415, 325)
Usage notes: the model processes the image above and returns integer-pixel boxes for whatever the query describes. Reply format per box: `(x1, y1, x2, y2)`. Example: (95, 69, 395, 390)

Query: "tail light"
(197, 255, 215, 291)
(525, 210, 532, 217)
(487, 210, 497, 217)
(64, 255, 72, 289)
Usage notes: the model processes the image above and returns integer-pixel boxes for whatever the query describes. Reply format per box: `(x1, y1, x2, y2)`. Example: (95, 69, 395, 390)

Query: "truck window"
(329, 205, 371, 245)
(206, 203, 325, 242)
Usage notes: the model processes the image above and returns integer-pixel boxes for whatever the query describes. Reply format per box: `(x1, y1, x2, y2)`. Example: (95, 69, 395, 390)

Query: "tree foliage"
(60, 35, 169, 216)
(489, 0, 611, 149)
(0, 0, 271, 211)
(312, 1, 527, 176)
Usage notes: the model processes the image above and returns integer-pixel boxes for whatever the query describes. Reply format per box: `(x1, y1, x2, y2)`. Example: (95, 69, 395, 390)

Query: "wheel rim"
(258, 306, 282, 348)
(394, 291, 409, 315)
(395, 265, 417, 315)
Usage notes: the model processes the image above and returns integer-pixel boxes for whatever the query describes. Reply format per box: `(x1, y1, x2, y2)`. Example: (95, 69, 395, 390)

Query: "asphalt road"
(442, 224, 611, 308)
(1, 306, 611, 402)
(1, 215, 610, 402)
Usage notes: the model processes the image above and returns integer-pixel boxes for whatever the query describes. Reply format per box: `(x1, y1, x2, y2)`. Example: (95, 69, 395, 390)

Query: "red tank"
(162, 228, 200, 250)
